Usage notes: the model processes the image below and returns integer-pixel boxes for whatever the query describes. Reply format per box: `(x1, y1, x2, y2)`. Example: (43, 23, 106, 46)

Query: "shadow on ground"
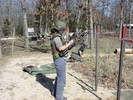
(36, 73, 55, 94)
(67, 72, 102, 100)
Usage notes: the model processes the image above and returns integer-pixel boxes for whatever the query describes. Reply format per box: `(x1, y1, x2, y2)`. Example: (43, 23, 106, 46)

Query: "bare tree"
(8, 0, 13, 36)
(119, 0, 124, 39)
(12, 27, 15, 57)
(21, 0, 29, 50)
(76, 0, 83, 33)
(76, 9, 82, 33)
(89, 0, 94, 49)
(0, 28, 2, 58)
(0, 0, 4, 37)
(0, 1, 4, 58)
(128, 0, 132, 38)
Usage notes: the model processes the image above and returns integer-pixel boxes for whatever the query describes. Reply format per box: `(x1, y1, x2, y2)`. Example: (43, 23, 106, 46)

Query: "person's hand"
(69, 39, 74, 45)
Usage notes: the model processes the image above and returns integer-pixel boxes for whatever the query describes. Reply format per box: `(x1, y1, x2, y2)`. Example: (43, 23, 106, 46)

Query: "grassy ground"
(70, 33, 133, 90)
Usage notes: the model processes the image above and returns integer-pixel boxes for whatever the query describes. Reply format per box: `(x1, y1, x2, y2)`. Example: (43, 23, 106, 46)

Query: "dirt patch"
(0, 51, 118, 100)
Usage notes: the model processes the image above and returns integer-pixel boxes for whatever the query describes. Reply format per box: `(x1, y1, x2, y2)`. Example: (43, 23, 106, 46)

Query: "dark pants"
(54, 58, 66, 100)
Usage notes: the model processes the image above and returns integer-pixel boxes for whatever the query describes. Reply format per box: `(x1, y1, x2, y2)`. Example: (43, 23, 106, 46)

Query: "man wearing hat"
(50, 20, 74, 100)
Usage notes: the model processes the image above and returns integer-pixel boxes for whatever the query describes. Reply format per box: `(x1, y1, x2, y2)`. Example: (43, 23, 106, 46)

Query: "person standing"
(50, 20, 74, 100)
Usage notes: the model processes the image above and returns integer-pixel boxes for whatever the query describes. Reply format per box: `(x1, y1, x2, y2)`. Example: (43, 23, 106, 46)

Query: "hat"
(54, 20, 66, 30)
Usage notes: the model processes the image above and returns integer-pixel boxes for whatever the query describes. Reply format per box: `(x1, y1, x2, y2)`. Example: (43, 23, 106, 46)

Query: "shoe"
(51, 90, 56, 98)
(63, 97, 67, 100)
(55, 97, 67, 100)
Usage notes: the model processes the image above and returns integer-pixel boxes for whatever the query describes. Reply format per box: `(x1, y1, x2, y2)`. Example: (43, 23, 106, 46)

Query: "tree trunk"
(12, 27, 15, 57)
(0, 3, 3, 58)
(92, 0, 96, 39)
(40, 15, 43, 34)
(85, 0, 89, 47)
(128, 1, 132, 38)
(21, 0, 29, 50)
(51, 9, 54, 27)
(9, 0, 13, 36)
(66, 0, 70, 10)
(89, 0, 94, 49)
(0, 28, 2, 58)
(76, 10, 81, 33)
(119, 0, 124, 39)
(45, 5, 49, 34)
(45, 15, 48, 34)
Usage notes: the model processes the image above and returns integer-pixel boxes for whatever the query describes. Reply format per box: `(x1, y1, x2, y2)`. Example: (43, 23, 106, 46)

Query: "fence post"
(12, 27, 15, 57)
(95, 25, 99, 91)
(121, 26, 127, 38)
(117, 26, 126, 100)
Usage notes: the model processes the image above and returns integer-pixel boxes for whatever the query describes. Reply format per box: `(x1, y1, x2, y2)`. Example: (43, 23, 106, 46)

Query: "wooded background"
(0, 0, 133, 57)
